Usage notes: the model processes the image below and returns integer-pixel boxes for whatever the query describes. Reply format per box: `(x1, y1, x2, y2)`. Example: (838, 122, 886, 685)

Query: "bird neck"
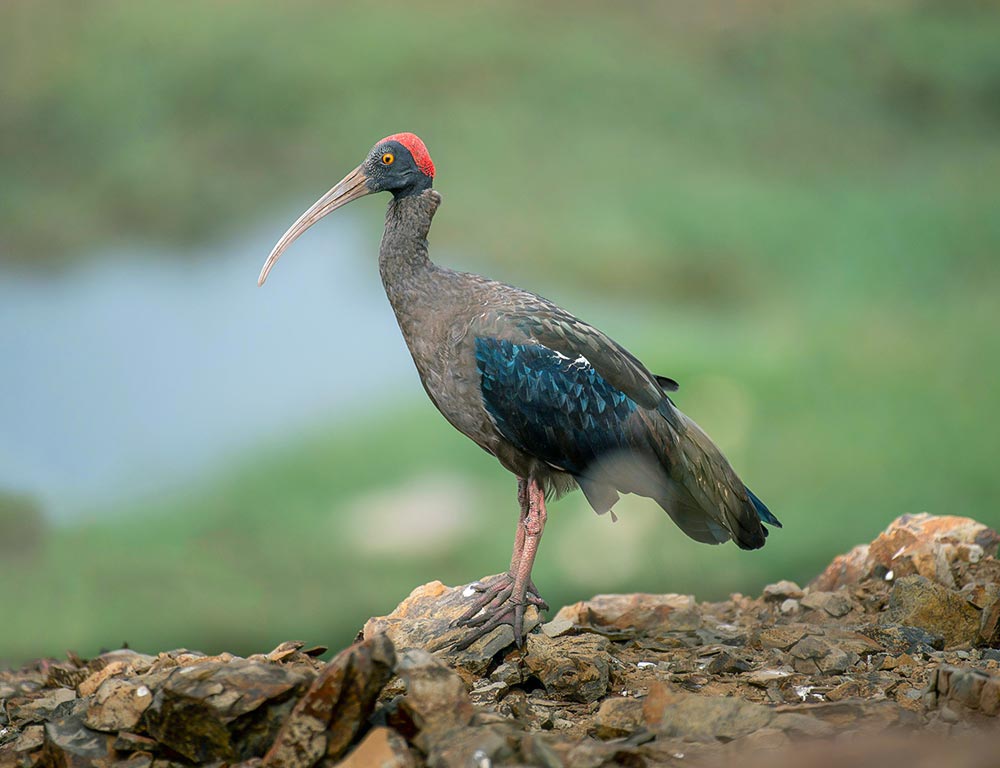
(379, 190, 441, 299)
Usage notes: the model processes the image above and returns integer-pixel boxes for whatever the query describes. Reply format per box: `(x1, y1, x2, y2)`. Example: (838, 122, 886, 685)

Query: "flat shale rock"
(363, 578, 541, 676)
(264, 634, 394, 768)
(523, 634, 610, 703)
(144, 656, 315, 763)
(556, 592, 700, 633)
(391, 648, 474, 753)
(880, 575, 980, 648)
(83, 677, 152, 732)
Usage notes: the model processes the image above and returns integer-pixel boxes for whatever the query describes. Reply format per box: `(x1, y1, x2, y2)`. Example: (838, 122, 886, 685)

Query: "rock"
(801, 590, 853, 617)
(861, 623, 945, 654)
(826, 680, 861, 701)
(744, 668, 792, 687)
(331, 727, 414, 768)
(489, 662, 522, 687)
(762, 581, 804, 601)
(540, 617, 574, 638)
(113, 731, 158, 752)
(555, 592, 700, 633)
(789, 635, 831, 661)
(756, 625, 808, 650)
(880, 575, 980, 648)
(648, 686, 774, 742)
(142, 656, 314, 763)
(264, 634, 395, 768)
(425, 724, 518, 768)
(926, 665, 1000, 717)
(392, 648, 475, 755)
(523, 634, 610, 703)
(779, 598, 800, 615)
(77, 661, 129, 698)
(8, 725, 44, 753)
(43, 706, 116, 767)
(812, 514, 1000, 591)
(363, 579, 541, 676)
(83, 677, 152, 732)
(593, 697, 645, 739)
(14, 688, 77, 722)
(978, 591, 1000, 646)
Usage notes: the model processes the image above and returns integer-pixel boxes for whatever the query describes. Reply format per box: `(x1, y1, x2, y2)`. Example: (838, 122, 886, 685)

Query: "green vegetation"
(2, 0, 999, 663)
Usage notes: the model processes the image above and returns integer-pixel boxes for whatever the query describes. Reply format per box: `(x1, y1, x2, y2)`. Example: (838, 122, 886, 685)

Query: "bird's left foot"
(450, 573, 548, 650)
(456, 573, 548, 621)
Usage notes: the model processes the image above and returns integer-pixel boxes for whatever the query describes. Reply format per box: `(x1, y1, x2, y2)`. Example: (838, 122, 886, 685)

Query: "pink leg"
(454, 477, 549, 648)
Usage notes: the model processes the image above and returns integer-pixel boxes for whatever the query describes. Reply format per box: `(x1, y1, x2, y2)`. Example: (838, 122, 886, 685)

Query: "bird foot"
(457, 573, 548, 622)
(450, 573, 548, 650)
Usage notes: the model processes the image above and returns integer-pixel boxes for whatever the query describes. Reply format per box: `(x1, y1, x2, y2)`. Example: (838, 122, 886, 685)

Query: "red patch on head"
(382, 132, 435, 178)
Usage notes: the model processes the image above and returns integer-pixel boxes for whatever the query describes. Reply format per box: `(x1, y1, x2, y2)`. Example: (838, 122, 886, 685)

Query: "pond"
(0, 213, 416, 521)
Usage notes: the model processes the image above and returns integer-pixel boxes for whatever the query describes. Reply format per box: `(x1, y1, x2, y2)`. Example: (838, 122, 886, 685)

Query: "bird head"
(258, 132, 435, 286)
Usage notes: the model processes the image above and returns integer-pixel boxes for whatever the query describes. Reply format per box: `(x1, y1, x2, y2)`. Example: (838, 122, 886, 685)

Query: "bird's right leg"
(455, 478, 548, 627)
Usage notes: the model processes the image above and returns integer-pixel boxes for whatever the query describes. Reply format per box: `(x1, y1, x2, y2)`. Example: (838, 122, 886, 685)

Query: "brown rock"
(43, 706, 116, 767)
(826, 680, 861, 701)
(392, 648, 474, 753)
(113, 731, 158, 752)
(818, 648, 857, 675)
(363, 579, 541, 676)
(142, 656, 314, 763)
(801, 590, 853, 617)
(425, 723, 518, 768)
(264, 634, 395, 768)
(77, 661, 129, 698)
(924, 665, 1000, 718)
(555, 592, 699, 633)
(330, 727, 414, 768)
(861, 623, 945, 654)
(8, 725, 44, 753)
(812, 514, 1000, 591)
(523, 634, 610, 704)
(14, 688, 77, 722)
(653, 688, 774, 742)
(762, 581, 804, 601)
(593, 697, 645, 739)
(880, 575, 980, 649)
(83, 677, 152, 732)
(978, 592, 1000, 646)
(789, 635, 831, 661)
(756, 625, 808, 650)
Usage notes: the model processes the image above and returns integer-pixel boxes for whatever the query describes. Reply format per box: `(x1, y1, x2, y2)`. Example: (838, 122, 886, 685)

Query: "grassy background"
(2, 0, 999, 664)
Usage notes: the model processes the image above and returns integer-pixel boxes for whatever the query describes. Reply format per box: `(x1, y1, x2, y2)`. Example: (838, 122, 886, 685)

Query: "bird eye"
(381, 152, 395, 165)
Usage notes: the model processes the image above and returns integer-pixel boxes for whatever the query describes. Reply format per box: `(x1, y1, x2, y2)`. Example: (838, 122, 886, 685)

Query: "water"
(0, 213, 416, 520)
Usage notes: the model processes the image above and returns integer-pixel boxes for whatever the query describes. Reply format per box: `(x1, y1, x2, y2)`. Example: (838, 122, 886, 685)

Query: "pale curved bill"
(257, 165, 370, 286)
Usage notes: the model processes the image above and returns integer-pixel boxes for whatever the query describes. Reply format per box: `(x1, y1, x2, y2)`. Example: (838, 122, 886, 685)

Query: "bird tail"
(646, 404, 780, 550)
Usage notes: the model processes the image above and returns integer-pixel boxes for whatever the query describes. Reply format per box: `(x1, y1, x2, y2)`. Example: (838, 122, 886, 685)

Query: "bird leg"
(454, 477, 549, 649)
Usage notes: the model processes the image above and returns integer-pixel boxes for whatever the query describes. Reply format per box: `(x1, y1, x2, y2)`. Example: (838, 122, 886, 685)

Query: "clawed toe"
(450, 598, 528, 651)
(448, 574, 546, 650)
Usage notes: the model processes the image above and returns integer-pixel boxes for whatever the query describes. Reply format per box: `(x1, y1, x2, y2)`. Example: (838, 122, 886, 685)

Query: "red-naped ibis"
(258, 133, 780, 647)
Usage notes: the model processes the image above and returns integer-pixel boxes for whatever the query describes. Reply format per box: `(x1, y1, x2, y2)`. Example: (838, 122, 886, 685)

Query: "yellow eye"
(381, 152, 395, 165)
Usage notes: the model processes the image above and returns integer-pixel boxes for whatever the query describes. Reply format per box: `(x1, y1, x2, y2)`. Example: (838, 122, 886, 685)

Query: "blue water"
(0, 213, 416, 520)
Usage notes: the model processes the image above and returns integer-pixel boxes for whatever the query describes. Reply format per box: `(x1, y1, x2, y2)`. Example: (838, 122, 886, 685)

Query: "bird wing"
(479, 304, 670, 409)
(474, 336, 653, 478)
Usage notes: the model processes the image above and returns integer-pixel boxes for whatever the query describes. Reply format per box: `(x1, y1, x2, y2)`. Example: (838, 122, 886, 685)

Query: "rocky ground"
(3, 513, 1000, 768)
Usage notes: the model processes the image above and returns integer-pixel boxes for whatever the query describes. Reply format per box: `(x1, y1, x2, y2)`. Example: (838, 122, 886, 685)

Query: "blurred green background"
(2, 0, 999, 665)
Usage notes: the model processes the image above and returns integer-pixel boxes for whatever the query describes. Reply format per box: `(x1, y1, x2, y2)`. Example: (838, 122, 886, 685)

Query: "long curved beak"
(257, 165, 371, 286)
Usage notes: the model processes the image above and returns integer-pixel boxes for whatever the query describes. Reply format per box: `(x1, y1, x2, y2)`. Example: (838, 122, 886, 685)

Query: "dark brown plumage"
(259, 133, 781, 647)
